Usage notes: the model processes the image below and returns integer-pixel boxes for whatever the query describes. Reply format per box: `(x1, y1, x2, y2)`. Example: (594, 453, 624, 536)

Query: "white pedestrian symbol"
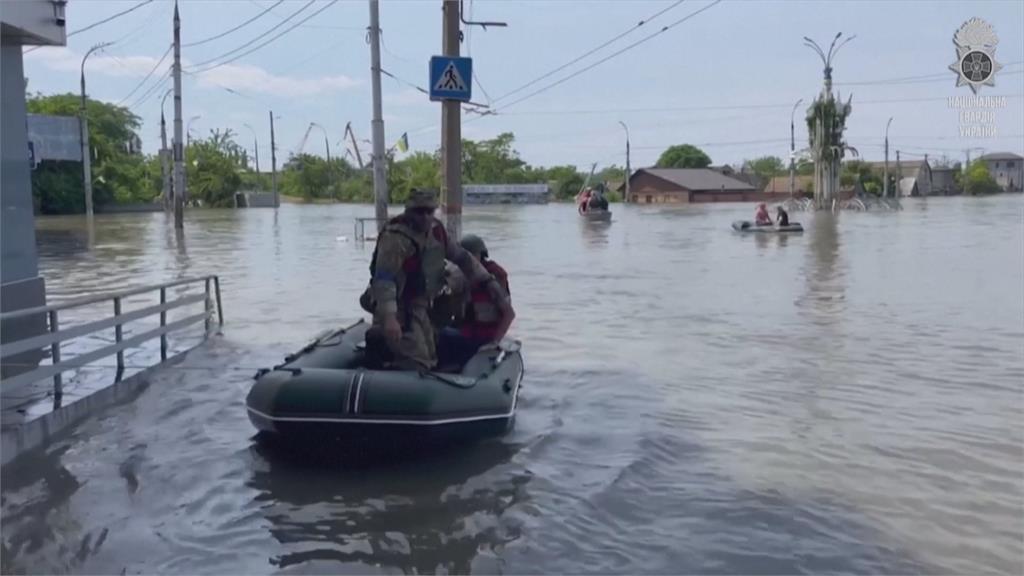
(434, 61, 467, 92)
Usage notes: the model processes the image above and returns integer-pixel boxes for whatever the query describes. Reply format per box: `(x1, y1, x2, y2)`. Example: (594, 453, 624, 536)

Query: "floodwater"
(2, 197, 1022, 574)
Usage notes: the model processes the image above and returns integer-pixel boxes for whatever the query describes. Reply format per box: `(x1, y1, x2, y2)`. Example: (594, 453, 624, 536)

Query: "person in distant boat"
(578, 188, 592, 214)
(776, 205, 790, 227)
(754, 202, 773, 226)
(360, 189, 510, 371)
(438, 234, 515, 369)
(588, 187, 609, 211)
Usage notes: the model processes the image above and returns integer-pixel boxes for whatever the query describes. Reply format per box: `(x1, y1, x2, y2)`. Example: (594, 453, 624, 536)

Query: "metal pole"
(619, 121, 630, 203)
(895, 150, 902, 198)
(172, 1, 185, 229)
(325, 135, 333, 201)
(441, 0, 462, 240)
(369, 0, 389, 232)
(49, 310, 62, 401)
(80, 43, 108, 217)
(160, 110, 170, 210)
(243, 123, 259, 174)
(790, 98, 802, 198)
(884, 117, 892, 198)
(270, 111, 279, 207)
(160, 287, 168, 361)
(114, 297, 124, 381)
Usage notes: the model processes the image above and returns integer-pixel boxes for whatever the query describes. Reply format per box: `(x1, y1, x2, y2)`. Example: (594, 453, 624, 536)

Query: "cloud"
(26, 46, 171, 78)
(194, 64, 360, 98)
(385, 88, 431, 107)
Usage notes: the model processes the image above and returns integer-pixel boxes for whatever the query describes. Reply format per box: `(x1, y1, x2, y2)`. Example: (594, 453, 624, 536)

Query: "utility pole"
(619, 121, 631, 203)
(80, 42, 110, 217)
(895, 150, 902, 198)
(883, 117, 893, 199)
(440, 0, 462, 240)
(790, 98, 803, 198)
(243, 122, 259, 174)
(369, 0, 389, 232)
(269, 111, 279, 207)
(160, 89, 173, 210)
(172, 1, 185, 229)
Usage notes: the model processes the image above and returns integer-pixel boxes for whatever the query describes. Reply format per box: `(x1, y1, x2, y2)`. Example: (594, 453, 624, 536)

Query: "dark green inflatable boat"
(245, 320, 524, 445)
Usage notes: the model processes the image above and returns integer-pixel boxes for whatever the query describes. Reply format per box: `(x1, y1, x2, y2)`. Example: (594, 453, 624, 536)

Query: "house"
(763, 175, 813, 197)
(979, 152, 1023, 192)
(930, 165, 962, 196)
(625, 168, 758, 203)
(464, 184, 550, 205)
(865, 159, 933, 197)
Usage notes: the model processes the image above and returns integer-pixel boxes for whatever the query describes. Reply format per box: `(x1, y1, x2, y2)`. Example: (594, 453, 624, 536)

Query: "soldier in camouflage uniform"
(363, 189, 511, 371)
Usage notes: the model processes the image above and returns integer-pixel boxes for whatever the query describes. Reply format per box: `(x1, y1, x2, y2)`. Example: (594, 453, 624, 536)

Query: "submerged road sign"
(429, 56, 472, 102)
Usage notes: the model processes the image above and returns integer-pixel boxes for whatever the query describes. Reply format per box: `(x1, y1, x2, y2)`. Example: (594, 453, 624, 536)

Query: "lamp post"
(790, 98, 803, 198)
(618, 121, 630, 203)
(186, 115, 201, 146)
(242, 122, 260, 174)
(160, 88, 173, 209)
(80, 42, 112, 217)
(310, 122, 333, 200)
(884, 117, 893, 198)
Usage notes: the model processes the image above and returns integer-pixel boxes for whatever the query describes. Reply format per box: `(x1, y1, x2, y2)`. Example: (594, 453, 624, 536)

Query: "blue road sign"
(429, 56, 472, 102)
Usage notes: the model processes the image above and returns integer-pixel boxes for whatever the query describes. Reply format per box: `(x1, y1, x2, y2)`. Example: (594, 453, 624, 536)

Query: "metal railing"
(0, 275, 222, 402)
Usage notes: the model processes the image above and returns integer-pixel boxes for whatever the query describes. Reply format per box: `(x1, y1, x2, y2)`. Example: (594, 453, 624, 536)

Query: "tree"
(742, 156, 785, 181)
(655, 144, 712, 169)
(963, 160, 1000, 195)
(186, 131, 247, 207)
(841, 160, 882, 196)
(461, 132, 528, 183)
(27, 93, 155, 212)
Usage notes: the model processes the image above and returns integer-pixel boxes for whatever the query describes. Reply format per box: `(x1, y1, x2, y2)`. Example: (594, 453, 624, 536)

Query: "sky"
(22, 0, 1024, 171)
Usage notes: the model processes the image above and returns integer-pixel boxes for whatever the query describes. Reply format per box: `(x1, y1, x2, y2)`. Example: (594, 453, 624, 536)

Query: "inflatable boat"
(732, 220, 804, 233)
(245, 320, 524, 445)
(581, 209, 612, 222)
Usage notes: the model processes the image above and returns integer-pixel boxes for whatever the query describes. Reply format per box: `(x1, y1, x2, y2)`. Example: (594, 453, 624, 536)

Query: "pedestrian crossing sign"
(429, 56, 472, 102)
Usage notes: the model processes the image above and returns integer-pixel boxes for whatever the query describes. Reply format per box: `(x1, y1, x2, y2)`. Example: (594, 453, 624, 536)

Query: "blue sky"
(24, 0, 1024, 171)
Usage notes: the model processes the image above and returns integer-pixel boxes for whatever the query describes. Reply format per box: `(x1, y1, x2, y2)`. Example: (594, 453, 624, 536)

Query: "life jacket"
(461, 260, 509, 340)
(368, 215, 448, 305)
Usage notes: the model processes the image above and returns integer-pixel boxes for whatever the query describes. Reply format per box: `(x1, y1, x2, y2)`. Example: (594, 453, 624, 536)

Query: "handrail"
(0, 275, 216, 321)
(1, 275, 223, 404)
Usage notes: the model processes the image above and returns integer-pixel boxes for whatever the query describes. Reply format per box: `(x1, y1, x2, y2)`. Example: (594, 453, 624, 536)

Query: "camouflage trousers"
(374, 301, 436, 371)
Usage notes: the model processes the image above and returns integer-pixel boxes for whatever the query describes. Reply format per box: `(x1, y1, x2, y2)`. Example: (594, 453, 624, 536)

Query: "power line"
(493, 0, 723, 113)
(185, 0, 316, 71)
(187, 0, 340, 75)
(837, 61, 1023, 86)
(127, 68, 171, 111)
(250, 0, 362, 30)
(183, 0, 284, 47)
(493, 0, 687, 103)
(116, 44, 172, 106)
(24, 0, 156, 54)
(381, 68, 429, 95)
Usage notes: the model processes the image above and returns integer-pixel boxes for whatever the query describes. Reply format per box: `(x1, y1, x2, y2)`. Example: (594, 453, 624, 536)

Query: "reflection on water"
(2, 198, 1022, 574)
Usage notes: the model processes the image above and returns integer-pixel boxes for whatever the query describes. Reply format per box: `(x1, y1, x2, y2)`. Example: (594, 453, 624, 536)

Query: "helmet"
(459, 234, 488, 258)
(405, 188, 438, 210)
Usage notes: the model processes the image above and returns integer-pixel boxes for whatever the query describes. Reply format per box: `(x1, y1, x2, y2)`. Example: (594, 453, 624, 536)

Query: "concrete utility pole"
(80, 42, 110, 217)
(269, 110, 279, 207)
(243, 122, 259, 174)
(368, 0, 389, 232)
(883, 116, 893, 198)
(895, 150, 902, 198)
(440, 0, 462, 240)
(172, 1, 185, 229)
(619, 121, 631, 203)
(790, 98, 803, 198)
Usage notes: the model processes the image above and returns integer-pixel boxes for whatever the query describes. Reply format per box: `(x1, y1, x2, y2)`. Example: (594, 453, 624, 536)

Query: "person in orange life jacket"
(361, 189, 510, 371)
(437, 234, 516, 369)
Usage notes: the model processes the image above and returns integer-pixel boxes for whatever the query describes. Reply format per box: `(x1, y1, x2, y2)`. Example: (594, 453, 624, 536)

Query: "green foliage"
(655, 144, 712, 169)
(743, 156, 785, 181)
(186, 131, 248, 207)
(841, 160, 882, 195)
(964, 160, 1001, 195)
(27, 93, 155, 212)
(462, 132, 529, 183)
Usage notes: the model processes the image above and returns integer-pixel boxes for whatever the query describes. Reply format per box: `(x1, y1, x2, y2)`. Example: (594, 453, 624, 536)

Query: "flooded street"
(3, 197, 1022, 574)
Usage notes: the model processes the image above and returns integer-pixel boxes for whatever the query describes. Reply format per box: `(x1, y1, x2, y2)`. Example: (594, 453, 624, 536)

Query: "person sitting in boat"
(775, 205, 790, 227)
(577, 188, 593, 214)
(754, 203, 773, 226)
(360, 189, 511, 372)
(588, 187, 609, 212)
(438, 235, 516, 369)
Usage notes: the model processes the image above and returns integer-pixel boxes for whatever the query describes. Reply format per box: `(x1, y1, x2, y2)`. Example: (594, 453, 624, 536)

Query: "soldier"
(362, 189, 511, 371)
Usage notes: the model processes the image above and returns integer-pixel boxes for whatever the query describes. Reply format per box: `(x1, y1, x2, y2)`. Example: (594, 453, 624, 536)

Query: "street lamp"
(242, 122, 260, 173)
(310, 122, 333, 200)
(618, 121, 631, 203)
(160, 88, 174, 209)
(187, 115, 201, 146)
(884, 116, 893, 198)
(80, 41, 112, 217)
(790, 98, 803, 198)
